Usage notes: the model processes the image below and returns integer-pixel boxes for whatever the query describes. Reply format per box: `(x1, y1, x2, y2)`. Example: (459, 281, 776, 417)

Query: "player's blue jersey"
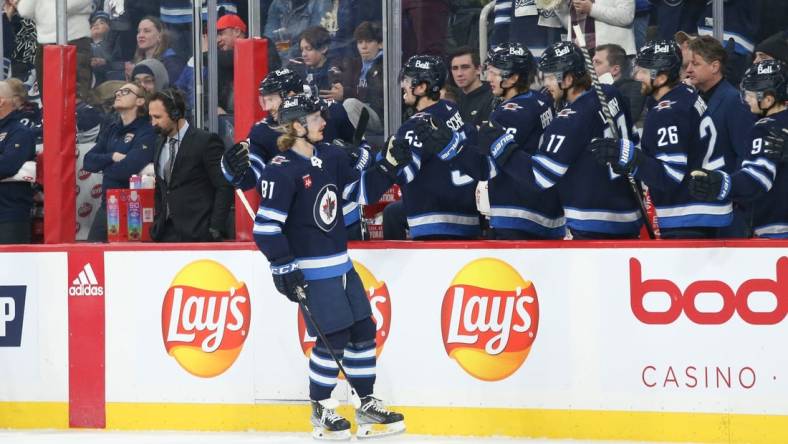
(396, 99, 481, 238)
(726, 111, 788, 238)
(503, 86, 643, 236)
(636, 84, 733, 229)
(252, 144, 393, 279)
(483, 91, 564, 238)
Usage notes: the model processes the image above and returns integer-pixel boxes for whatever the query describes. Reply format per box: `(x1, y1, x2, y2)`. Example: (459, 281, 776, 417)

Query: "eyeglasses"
(115, 88, 141, 98)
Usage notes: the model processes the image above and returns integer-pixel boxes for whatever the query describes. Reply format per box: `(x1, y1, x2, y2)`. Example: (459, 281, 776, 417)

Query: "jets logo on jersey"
(502, 102, 523, 112)
(270, 155, 289, 165)
(124, 133, 135, 143)
(655, 100, 676, 110)
(313, 184, 339, 232)
(556, 108, 576, 118)
(302, 174, 312, 189)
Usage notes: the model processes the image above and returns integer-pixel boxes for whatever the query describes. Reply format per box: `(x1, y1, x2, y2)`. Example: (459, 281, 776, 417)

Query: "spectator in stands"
(264, 0, 331, 61)
(652, 0, 704, 42)
(592, 43, 645, 122)
(754, 31, 788, 65)
(289, 26, 343, 100)
(15, 0, 93, 102)
(684, 36, 756, 237)
(159, 0, 238, 59)
(128, 16, 185, 86)
(340, 21, 384, 135)
(83, 81, 156, 242)
(633, 0, 651, 50)
(696, 0, 759, 85)
(402, 0, 451, 59)
(553, 0, 637, 55)
(148, 88, 232, 242)
(448, 46, 495, 128)
(3, 0, 37, 81)
(0, 80, 36, 244)
(131, 58, 170, 94)
(90, 11, 114, 87)
(330, 0, 382, 58)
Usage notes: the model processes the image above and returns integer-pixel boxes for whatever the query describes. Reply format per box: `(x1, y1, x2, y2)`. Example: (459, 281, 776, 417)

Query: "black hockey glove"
(478, 121, 517, 165)
(688, 169, 731, 202)
(588, 137, 641, 175)
(762, 126, 788, 163)
(412, 116, 462, 161)
(333, 140, 372, 171)
(222, 140, 251, 182)
(270, 256, 307, 303)
(377, 135, 411, 179)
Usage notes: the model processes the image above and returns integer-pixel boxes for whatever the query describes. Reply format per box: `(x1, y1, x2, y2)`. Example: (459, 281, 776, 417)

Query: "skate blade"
(356, 421, 406, 439)
(312, 426, 351, 441)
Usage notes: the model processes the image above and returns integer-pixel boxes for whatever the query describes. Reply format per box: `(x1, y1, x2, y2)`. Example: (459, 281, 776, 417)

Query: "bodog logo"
(441, 258, 539, 381)
(162, 260, 251, 378)
(298, 261, 391, 360)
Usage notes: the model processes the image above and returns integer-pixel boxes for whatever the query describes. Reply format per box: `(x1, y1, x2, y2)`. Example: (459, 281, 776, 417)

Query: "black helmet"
(741, 60, 788, 102)
(538, 41, 586, 80)
(277, 93, 322, 124)
(259, 68, 303, 97)
(635, 40, 682, 82)
(400, 55, 447, 95)
(486, 42, 534, 78)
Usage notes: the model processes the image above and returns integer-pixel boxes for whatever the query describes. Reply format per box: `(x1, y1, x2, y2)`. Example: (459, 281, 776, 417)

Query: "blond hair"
(276, 121, 300, 151)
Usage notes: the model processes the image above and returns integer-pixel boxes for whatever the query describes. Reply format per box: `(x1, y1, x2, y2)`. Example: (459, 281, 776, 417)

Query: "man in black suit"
(148, 89, 232, 242)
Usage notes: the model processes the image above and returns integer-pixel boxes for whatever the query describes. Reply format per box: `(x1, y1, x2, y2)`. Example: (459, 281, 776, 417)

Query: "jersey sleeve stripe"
(257, 207, 288, 223)
(533, 154, 569, 176)
(741, 166, 774, 191)
(533, 168, 556, 189)
(656, 153, 688, 165)
(253, 223, 282, 235)
(662, 163, 685, 183)
(343, 201, 359, 216)
(742, 158, 777, 178)
(342, 180, 359, 200)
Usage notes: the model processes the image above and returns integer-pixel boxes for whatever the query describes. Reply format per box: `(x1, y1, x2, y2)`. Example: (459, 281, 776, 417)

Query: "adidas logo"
(69, 263, 104, 296)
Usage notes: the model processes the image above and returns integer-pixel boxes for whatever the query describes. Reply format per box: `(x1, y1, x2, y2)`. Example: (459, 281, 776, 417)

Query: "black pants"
(659, 227, 718, 239)
(570, 229, 640, 240)
(87, 201, 108, 242)
(0, 221, 32, 244)
(382, 201, 407, 240)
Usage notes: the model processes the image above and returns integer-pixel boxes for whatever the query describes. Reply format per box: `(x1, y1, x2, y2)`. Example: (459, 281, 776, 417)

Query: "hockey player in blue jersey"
(688, 60, 788, 238)
(417, 42, 563, 239)
(222, 68, 369, 237)
(481, 41, 642, 239)
(589, 40, 733, 238)
(392, 55, 481, 239)
(253, 94, 407, 439)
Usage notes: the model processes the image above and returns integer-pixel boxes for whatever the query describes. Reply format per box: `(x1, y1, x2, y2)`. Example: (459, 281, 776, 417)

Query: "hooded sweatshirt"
(131, 58, 171, 92)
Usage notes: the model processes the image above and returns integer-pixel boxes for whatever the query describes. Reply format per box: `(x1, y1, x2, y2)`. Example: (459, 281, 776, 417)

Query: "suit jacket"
(150, 125, 233, 242)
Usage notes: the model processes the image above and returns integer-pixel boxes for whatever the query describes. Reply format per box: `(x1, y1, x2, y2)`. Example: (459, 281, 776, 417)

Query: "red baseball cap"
(217, 14, 247, 34)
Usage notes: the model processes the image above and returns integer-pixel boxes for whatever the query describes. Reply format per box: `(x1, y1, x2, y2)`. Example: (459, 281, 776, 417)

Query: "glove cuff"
(437, 131, 464, 161)
(717, 170, 731, 201)
(271, 257, 298, 275)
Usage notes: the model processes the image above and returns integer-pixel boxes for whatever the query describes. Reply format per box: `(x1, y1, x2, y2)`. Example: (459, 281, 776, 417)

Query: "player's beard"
(640, 80, 654, 97)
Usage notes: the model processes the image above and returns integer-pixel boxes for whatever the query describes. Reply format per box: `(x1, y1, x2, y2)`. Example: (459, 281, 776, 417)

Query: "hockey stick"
(295, 286, 363, 409)
(352, 106, 370, 240)
(236, 189, 256, 220)
(572, 25, 658, 239)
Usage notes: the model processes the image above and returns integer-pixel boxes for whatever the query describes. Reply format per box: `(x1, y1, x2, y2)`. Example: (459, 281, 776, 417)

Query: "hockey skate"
(355, 395, 406, 439)
(311, 398, 351, 441)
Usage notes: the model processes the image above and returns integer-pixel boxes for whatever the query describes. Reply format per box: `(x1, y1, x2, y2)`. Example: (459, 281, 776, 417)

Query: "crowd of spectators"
(0, 0, 786, 243)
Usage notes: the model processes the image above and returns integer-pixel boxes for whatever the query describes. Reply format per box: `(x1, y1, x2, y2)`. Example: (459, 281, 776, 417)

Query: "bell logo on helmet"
(283, 98, 298, 108)
(654, 44, 671, 54)
(274, 68, 291, 76)
(554, 46, 570, 57)
(414, 60, 432, 70)
(757, 64, 775, 75)
(509, 47, 524, 56)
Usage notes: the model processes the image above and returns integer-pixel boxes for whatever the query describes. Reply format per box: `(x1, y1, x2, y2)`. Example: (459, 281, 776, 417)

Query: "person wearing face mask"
(688, 60, 788, 239)
(83, 81, 156, 242)
(251, 93, 406, 440)
(148, 88, 232, 242)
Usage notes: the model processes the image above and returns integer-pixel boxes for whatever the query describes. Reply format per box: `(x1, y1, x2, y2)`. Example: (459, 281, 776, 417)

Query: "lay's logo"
(161, 260, 251, 378)
(298, 261, 391, 359)
(441, 258, 539, 381)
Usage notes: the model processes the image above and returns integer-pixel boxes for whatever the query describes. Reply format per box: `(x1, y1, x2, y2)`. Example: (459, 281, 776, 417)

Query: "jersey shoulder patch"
(556, 108, 576, 118)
